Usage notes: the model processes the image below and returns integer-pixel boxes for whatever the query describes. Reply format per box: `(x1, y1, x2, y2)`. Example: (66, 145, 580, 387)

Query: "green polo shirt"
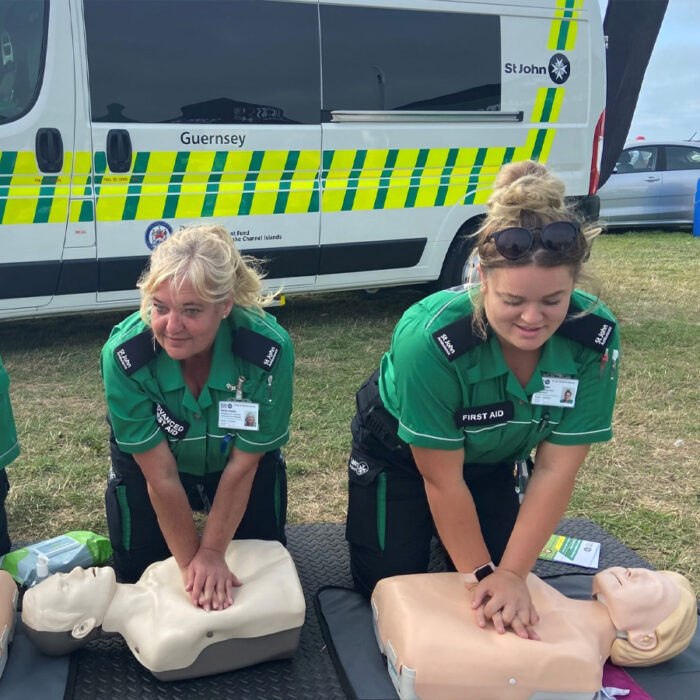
(101, 306, 294, 476)
(379, 286, 620, 462)
(0, 354, 20, 470)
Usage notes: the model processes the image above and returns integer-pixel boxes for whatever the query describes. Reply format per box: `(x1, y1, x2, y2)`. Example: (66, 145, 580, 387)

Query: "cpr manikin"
(371, 568, 697, 700)
(21, 540, 305, 681)
(0, 570, 18, 679)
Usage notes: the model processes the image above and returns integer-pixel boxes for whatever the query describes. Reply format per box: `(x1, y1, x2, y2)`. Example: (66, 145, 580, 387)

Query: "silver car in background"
(597, 140, 700, 228)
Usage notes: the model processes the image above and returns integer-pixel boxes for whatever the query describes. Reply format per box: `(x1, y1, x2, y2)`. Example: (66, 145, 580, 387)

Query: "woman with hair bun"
(101, 224, 293, 612)
(345, 160, 620, 638)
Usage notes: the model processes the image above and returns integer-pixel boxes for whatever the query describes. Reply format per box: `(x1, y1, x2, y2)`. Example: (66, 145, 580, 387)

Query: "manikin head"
(592, 567, 697, 666)
(22, 566, 117, 645)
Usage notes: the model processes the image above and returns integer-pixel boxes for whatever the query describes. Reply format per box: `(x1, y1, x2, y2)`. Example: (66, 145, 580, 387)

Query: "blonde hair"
(610, 571, 698, 667)
(470, 160, 601, 338)
(138, 224, 274, 322)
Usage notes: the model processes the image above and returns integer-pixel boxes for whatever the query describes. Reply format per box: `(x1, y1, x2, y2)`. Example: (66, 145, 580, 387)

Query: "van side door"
(0, 0, 76, 314)
(82, 0, 322, 308)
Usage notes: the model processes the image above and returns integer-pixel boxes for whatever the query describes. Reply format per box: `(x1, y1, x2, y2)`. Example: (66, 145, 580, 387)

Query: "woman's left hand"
(470, 568, 540, 640)
(184, 546, 242, 611)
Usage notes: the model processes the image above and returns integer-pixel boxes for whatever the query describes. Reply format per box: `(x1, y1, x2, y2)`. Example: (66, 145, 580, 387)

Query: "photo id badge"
(531, 375, 579, 408)
(219, 401, 260, 430)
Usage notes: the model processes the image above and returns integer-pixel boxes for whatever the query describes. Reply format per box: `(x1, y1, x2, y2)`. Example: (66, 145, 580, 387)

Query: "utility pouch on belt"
(355, 370, 403, 451)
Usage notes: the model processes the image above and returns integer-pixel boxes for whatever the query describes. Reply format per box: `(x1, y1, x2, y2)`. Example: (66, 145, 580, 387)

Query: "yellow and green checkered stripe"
(0, 150, 93, 225)
(548, 0, 582, 51)
(0, 129, 557, 224)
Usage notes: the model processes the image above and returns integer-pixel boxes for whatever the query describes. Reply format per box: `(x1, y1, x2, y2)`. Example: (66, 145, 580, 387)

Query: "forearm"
(146, 477, 199, 568)
(424, 479, 492, 572)
(200, 450, 261, 553)
(499, 446, 587, 577)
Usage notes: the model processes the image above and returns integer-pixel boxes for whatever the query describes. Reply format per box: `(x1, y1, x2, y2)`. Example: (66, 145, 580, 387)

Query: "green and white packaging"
(0, 531, 112, 586)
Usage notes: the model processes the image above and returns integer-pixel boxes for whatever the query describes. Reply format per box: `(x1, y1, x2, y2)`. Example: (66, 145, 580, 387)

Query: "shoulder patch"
(232, 327, 281, 371)
(431, 315, 486, 361)
(556, 309, 616, 353)
(114, 331, 158, 376)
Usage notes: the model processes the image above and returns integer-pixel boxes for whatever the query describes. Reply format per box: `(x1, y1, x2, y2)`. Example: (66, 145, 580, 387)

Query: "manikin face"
(22, 566, 117, 636)
(150, 278, 232, 362)
(592, 567, 681, 646)
(480, 265, 575, 353)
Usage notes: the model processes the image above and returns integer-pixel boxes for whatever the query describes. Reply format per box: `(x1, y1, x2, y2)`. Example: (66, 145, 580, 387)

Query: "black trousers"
(345, 370, 522, 598)
(0, 469, 10, 556)
(105, 431, 287, 582)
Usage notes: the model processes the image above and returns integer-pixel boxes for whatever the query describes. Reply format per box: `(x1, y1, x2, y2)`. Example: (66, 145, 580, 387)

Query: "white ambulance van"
(0, 0, 605, 320)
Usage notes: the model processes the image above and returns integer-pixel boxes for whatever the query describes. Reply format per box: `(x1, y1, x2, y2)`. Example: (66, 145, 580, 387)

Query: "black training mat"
(23, 518, 686, 700)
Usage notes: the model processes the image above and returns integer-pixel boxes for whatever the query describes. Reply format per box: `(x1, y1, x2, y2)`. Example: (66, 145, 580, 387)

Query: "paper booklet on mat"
(538, 533, 601, 569)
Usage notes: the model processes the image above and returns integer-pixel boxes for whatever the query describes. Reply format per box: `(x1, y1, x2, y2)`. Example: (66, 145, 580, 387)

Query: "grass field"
(1, 230, 698, 590)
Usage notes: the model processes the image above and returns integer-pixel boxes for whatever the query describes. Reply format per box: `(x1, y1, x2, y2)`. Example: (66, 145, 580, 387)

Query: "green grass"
(1, 230, 698, 591)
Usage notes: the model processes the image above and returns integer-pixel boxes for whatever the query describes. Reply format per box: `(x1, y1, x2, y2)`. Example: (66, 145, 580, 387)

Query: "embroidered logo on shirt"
(113, 331, 158, 376)
(454, 401, 514, 428)
(556, 309, 616, 353)
(431, 315, 486, 362)
(154, 403, 190, 439)
(232, 327, 281, 371)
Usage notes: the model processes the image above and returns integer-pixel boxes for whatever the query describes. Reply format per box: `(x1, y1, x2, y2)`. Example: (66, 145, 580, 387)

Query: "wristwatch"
(461, 561, 495, 585)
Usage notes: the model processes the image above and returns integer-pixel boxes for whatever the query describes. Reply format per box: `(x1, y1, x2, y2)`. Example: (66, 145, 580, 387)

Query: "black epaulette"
(113, 330, 158, 376)
(556, 306, 616, 353)
(431, 314, 487, 361)
(232, 327, 281, 371)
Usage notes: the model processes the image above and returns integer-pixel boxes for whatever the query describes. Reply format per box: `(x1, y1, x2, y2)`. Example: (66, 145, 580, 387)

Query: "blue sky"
(600, 0, 700, 142)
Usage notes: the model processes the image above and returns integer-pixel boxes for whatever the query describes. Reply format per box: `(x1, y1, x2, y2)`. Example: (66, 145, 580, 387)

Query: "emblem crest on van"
(548, 53, 571, 84)
(145, 220, 173, 250)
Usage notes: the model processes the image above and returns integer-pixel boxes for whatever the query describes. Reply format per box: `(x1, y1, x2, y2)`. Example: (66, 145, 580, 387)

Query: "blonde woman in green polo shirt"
(346, 160, 619, 640)
(101, 225, 293, 612)
(0, 353, 20, 556)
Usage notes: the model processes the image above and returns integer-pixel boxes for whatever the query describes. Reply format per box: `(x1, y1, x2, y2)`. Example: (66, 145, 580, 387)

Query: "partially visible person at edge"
(101, 224, 293, 612)
(0, 353, 20, 556)
(345, 160, 620, 640)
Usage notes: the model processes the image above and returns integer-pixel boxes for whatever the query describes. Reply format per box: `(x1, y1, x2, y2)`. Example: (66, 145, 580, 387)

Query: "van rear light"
(589, 110, 605, 194)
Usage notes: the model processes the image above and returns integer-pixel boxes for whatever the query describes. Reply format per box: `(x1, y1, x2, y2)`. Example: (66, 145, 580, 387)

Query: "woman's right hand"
(470, 568, 540, 640)
(182, 546, 242, 611)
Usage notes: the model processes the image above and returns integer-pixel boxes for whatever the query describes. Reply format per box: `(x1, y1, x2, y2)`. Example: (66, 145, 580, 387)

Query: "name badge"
(219, 401, 259, 430)
(531, 375, 579, 408)
(454, 401, 514, 428)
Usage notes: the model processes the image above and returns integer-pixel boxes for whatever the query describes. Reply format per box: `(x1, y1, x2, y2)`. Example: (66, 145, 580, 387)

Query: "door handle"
(35, 128, 64, 173)
(106, 129, 133, 173)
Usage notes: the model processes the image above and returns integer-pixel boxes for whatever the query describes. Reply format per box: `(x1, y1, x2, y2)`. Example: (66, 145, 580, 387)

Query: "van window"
(0, 0, 47, 124)
(84, 0, 320, 124)
(320, 4, 500, 115)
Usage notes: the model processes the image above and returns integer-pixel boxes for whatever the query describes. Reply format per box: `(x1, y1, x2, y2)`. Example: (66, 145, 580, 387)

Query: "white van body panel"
(0, 0, 605, 320)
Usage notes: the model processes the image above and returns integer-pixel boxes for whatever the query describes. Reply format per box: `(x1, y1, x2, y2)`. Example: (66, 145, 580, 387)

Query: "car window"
(615, 147, 658, 173)
(665, 145, 700, 171)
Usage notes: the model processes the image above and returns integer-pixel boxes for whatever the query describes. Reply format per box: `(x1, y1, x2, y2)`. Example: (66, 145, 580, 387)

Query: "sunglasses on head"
(486, 221, 580, 260)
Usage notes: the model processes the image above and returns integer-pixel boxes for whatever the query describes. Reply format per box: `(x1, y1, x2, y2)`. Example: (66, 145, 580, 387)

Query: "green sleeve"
(0, 356, 20, 468)
(390, 323, 465, 450)
(100, 342, 165, 454)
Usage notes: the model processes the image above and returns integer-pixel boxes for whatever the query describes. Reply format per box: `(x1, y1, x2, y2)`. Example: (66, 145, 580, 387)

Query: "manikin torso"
(372, 572, 617, 700)
(21, 540, 306, 679)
